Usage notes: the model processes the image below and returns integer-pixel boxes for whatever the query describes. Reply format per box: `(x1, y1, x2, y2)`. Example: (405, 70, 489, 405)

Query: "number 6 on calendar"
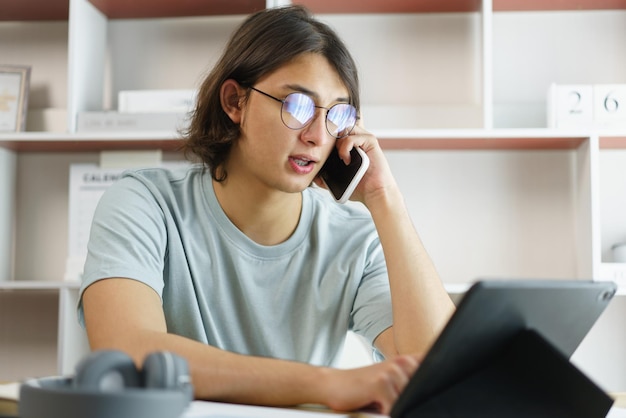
(594, 85, 626, 127)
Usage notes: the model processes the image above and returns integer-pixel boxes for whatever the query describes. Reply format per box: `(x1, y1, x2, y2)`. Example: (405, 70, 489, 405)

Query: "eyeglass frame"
(247, 86, 359, 139)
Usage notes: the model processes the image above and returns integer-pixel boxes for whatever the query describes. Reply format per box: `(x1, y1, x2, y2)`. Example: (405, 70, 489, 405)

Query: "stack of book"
(76, 89, 196, 132)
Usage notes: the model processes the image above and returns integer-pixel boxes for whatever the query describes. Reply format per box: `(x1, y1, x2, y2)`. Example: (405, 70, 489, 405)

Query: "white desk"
(3, 382, 626, 418)
(183, 396, 626, 418)
(184, 401, 383, 418)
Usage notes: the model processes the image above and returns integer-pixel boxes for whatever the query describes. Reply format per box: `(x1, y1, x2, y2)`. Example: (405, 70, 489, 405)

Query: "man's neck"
(212, 178, 303, 246)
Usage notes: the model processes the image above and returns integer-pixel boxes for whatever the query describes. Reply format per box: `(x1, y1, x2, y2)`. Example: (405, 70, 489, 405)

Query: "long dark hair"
(181, 5, 360, 181)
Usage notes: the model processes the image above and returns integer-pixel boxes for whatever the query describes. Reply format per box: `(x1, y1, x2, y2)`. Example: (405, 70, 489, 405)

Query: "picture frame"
(0, 65, 31, 132)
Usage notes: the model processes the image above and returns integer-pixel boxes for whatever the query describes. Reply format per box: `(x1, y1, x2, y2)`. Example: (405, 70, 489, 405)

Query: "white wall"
(0, 22, 68, 110)
(493, 10, 626, 128)
(600, 150, 626, 262)
(0, 291, 59, 380)
(387, 149, 579, 283)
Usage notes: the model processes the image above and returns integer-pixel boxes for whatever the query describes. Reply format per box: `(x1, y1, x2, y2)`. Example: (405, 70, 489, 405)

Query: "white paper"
(183, 401, 383, 418)
(66, 164, 127, 281)
(608, 407, 626, 418)
(0, 382, 19, 401)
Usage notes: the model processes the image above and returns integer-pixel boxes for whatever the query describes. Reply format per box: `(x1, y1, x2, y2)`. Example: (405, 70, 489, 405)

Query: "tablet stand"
(403, 328, 613, 418)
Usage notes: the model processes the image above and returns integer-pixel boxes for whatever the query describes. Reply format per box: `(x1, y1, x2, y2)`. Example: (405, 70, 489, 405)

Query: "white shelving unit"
(1, 0, 625, 391)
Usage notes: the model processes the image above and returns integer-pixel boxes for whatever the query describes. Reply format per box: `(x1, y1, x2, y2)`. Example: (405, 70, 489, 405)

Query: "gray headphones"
(19, 350, 193, 418)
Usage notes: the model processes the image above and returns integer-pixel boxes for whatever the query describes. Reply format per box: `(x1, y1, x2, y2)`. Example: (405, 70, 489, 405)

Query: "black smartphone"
(319, 146, 370, 204)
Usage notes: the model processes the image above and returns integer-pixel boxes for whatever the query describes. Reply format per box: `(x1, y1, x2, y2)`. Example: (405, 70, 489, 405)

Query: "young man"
(79, 5, 455, 414)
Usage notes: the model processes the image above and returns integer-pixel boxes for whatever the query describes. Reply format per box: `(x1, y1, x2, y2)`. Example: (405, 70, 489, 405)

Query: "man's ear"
(220, 79, 245, 124)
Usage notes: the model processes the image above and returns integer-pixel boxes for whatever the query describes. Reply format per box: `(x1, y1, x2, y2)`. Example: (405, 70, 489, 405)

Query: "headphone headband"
(19, 351, 192, 418)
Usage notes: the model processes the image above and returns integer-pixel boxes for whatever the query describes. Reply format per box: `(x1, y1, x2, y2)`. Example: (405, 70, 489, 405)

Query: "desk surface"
(185, 395, 626, 418)
(3, 382, 626, 418)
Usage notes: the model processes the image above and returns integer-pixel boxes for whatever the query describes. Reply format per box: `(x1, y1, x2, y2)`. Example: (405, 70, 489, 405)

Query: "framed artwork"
(0, 65, 31, 132)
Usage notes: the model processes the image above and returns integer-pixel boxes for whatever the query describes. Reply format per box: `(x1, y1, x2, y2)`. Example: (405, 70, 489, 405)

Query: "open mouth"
(289, 156, 316, 174)
(292, 157, 313, 167)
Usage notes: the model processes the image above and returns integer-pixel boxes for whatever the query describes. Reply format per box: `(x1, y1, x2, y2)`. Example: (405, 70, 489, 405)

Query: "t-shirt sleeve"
(77, 175, 168, 326)
(350, 235, 393, 359)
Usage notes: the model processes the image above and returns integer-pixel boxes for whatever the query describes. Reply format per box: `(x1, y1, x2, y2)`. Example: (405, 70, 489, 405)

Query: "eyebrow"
(284, 83, 351, 104)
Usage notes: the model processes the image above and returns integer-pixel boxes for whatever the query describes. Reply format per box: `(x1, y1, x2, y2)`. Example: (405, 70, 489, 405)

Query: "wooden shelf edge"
(0, 0, 69, 21)
(0, 129, 613, 152)
(295, 0, 482, 14)
(4, 0, 625, 21)
(0, 139, 184, 153)
(494, 0, 626, 11)
(599, 137, 626, 149)
(87, 0, 265, 19)
(379, 136, 586, 150)
(375, 128, 592, 150)
(0, 132, 185, 152)
(86, 0, 484, 17)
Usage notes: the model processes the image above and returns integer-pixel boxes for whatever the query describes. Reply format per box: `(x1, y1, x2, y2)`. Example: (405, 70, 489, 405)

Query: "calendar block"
(593, 84, 626, 128)
(548, 84, 626, 129)
(547, 84, 594, 128)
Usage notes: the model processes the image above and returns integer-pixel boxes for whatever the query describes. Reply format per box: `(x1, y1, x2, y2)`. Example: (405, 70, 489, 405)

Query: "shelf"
(0, 0, 69, 21)
(377, 128, 592, 150)
(3, 0, 625, 22)
(600, 136, 626, 149)
(87, 0, 265, 19)
(378, 130, 587, 150)
(494, 0, 626, 11)
(0, 132, 184, 152)
(294, 0, 482, 14)
(0, 129, 597, 152)
(83, 0, 626, 17)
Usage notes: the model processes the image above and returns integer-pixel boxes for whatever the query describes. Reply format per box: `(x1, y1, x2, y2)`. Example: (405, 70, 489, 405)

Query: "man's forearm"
(89, 327, 419, 414)
(91, 328, 328, 406)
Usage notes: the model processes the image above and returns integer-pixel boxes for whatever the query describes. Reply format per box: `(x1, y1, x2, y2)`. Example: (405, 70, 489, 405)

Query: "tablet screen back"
(391, 279, 617, 418)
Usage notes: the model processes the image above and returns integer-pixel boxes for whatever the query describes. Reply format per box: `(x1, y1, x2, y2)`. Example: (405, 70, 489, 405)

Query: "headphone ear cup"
(142, 351, 192, 399)
(74, 350, 141, 391)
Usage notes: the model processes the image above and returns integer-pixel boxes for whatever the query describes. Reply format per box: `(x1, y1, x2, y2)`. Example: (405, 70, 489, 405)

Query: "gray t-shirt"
(78, 164, 393, 366)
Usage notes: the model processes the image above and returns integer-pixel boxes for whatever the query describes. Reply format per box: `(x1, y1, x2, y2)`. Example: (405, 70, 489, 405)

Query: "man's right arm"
(82, 278, 419, 415)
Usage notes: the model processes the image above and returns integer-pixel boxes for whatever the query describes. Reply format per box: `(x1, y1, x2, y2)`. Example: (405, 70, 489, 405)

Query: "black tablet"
(390, 279, 617, 418)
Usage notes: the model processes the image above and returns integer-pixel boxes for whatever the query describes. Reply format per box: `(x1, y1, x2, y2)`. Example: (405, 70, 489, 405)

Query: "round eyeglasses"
(249, 87, 358, 139)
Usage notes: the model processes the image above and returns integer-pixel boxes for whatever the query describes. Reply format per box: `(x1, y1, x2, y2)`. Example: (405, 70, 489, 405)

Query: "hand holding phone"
(319, 146, 370, 204)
